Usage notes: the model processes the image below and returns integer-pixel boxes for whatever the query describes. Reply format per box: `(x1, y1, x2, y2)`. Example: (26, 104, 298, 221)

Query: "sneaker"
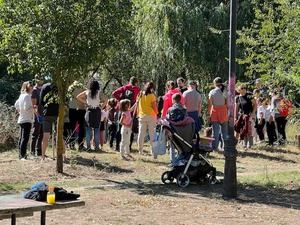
(121, 155, 128, 161)
(126, 154, 134, 160)
(20, 158, 26, 161)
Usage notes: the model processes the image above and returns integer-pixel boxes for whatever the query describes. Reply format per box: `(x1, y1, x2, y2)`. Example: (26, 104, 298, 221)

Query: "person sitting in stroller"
(166, 93, 194, 166)
(161, 94, 217, 187)
(167, 93, 186, 122)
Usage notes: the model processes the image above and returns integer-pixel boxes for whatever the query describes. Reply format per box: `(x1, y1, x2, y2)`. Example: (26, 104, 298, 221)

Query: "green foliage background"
(238, 0, 300, 104)
(0, 0, 299, 105)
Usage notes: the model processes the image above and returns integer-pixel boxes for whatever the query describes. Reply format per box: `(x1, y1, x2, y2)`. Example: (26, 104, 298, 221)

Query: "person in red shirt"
(112, 77, 140, 105)
(112, 76, 141, 151)
(161, 80, 184, 164)
(162, 81, 183, 118)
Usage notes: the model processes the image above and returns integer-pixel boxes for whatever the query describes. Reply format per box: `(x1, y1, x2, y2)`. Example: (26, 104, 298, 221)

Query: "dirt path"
(2, 185, 299, 225)
(0, 144, 299, 224)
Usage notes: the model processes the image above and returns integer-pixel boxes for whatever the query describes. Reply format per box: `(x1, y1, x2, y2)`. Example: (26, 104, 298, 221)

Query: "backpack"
(122, 88, 134, 105)
(278, 98, 292, 117)
(24, 182, 80, 201)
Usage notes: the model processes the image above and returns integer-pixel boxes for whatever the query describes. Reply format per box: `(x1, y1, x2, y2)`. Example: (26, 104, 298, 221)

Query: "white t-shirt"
(257, 106, 266, 119)
(264, 105, 274, 121)
(14, 93, 34, 124)
(101, 110, 108, 122)
(86, 90, 100, 108)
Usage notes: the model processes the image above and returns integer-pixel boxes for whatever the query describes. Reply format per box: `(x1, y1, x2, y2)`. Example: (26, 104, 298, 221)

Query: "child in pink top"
(119, 99, 132, 159)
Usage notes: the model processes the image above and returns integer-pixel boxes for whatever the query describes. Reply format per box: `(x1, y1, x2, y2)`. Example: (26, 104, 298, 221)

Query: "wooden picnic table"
(0, 195, 85, 225)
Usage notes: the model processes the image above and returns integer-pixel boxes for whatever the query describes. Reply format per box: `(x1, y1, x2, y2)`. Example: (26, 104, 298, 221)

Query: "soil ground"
(0, 143, 299, 225)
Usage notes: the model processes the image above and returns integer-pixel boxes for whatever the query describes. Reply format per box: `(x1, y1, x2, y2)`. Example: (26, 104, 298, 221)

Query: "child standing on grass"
(107, 98, 118, 149)
(100, 107, 108, 151)
(264, 98, 277, 146)
(255, 98, 266, 142)
(119, 99, 133, 159)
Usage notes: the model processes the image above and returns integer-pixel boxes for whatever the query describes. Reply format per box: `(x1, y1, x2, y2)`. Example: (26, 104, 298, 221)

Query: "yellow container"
(47, 186, 56, 204)
(47, 193, 55, 204)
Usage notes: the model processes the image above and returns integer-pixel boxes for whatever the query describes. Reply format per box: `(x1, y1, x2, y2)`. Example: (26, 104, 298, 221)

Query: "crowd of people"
(14, 75, 293, 161)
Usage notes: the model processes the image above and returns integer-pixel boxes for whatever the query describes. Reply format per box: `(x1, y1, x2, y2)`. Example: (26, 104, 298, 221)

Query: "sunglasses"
(240, 87, 246, 90)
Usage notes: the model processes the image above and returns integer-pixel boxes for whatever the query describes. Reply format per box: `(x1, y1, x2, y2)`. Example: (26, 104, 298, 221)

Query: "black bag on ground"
(24, 182, 80, 201)
(24, 182, 48, 201)
(54, 187, 80, 200)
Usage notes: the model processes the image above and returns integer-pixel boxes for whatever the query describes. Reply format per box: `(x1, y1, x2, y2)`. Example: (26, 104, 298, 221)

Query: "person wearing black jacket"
(40, 83, 59, 160)
(31, 75, 44, 156)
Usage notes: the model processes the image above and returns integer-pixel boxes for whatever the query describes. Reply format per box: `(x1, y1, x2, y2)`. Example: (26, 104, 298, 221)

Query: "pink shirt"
(121, 111, 132, 127)
(162, 89, 184, 118)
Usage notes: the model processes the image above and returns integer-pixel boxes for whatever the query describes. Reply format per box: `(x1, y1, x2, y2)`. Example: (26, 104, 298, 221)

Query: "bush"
(0, 101, 19, 150)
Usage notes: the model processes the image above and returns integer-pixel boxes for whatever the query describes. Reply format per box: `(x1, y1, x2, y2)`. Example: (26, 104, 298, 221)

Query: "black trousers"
(130, 117, 139, 150)
(275, 116, 287, 141)
(115, 125, 122, 151)
(31, 118, 43, 156)
(266, 121, 277, 145)
(19, 123, 32, 159)
(256, 119, 265, 141)
(68, 108, 86, 149)
(108, 123, 117, 148)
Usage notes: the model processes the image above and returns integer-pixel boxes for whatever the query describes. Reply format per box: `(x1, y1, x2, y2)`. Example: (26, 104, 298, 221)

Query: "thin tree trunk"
(56, 102, 65, 173)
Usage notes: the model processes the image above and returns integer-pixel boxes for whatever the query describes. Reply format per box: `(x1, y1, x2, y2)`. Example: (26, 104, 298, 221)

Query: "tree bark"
(56, 98, 65, 173)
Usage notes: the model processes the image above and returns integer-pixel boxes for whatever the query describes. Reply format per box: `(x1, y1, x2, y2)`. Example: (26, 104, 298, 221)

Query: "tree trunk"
(56, 102, 65, 173)
(223, 0, 238, 199)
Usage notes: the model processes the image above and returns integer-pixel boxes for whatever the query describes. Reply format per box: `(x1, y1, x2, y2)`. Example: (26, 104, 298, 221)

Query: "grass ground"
(0, 142, 299, 225)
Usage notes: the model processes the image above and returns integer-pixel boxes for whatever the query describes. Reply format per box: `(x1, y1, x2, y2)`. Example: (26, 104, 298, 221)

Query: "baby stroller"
(161, 122, 217, 188)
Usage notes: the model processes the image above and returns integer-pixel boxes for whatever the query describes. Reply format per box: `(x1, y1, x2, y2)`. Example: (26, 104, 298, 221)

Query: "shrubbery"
(0, 101, 18, 150)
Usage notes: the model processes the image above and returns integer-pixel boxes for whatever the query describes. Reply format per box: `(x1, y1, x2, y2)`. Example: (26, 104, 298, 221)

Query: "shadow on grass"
(238, 184, 300, 209)
(102, 178, 224, 200)
(140, 159, 169, 166)
(262, 147, 300, 156)
(58, 172, 77, 178)
(65, 156, 133, 174)
(238, 151, 296, 163)
(102, 178, 300, 210)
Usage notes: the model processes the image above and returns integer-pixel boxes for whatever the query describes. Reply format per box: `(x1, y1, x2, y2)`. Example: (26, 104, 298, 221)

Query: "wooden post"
(41, 211, 46, 225)
(11, 214, 16, 225)
(296, 134, 300, 149)
(56, 103, 65, 173)
(52, 123, 55, 159)
(223, 0, 238, 199)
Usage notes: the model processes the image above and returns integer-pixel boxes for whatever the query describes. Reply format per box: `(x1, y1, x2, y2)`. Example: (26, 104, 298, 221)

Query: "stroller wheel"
(161, 171, 174, 184)
(176, 173, 190, 188)
(208, 172, 218, 185)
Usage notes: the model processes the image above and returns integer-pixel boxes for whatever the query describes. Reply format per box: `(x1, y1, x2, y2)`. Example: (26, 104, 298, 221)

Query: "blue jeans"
(212, 122, 228, 150)
(86, 127, 100, 149)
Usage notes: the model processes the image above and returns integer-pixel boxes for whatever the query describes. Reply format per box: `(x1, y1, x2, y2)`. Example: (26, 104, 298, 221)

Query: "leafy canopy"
(238, 0, 300, 101)
(0, 0, 130, 88)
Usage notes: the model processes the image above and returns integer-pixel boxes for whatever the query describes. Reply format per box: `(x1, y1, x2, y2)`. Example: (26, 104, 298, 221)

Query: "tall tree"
(0, 0, 131, 172)
(133, 0, 255, 94)
(238, 0, 300, 101)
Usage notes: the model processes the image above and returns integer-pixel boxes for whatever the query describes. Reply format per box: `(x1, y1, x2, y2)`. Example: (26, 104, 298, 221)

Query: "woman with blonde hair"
(14, 81, 34, 160)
